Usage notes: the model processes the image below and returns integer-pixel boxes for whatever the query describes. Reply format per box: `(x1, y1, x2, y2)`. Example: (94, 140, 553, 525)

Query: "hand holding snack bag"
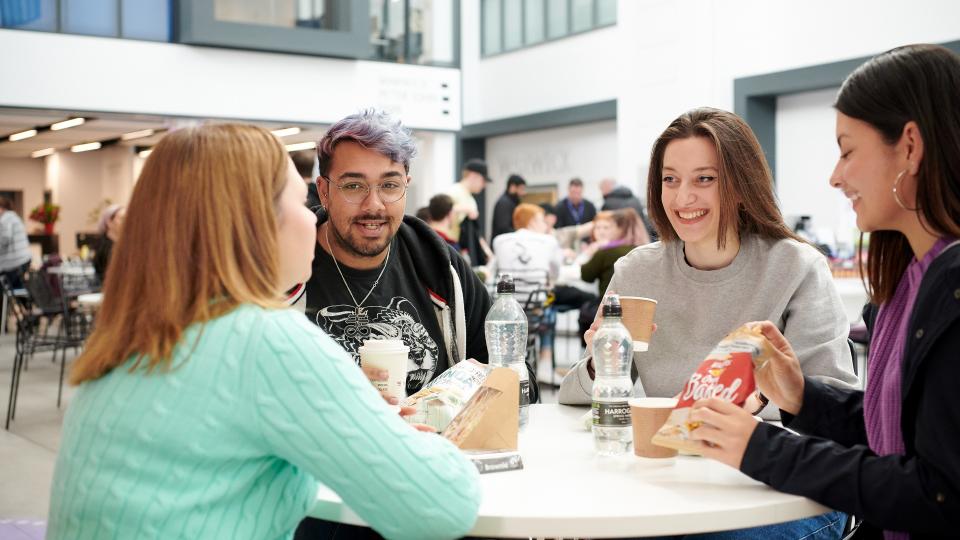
(651, 324, 774, 453)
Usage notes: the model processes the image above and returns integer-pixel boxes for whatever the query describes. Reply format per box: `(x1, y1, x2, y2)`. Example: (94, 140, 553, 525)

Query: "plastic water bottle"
(484, 273, 531, 428)
(592, 293, 634, 455)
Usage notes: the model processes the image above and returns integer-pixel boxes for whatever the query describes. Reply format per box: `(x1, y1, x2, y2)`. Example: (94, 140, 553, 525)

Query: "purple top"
(865, 237, 955, 540)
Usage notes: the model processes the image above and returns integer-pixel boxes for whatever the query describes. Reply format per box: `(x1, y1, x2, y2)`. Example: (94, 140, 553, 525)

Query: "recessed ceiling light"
(285, 141, 316, 152)
(31, 148, 55, 158)
(138, 149, 152, 158)
(121, 129, 155, 141)
(271, 127, 302, 138)
(71, 142, 102, 153)
(8, 129, 37, 142)
(51, 117, 86, 131)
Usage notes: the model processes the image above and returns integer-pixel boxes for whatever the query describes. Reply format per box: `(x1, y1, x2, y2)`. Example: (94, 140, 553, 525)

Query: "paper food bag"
(442, 367, 519, 451)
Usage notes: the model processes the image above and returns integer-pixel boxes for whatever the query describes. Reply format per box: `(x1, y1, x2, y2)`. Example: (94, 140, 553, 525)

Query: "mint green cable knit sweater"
(46, 305, 481, 540)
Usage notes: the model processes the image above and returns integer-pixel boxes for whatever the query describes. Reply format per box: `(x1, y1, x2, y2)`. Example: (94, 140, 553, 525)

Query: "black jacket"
(491, 192, 520, 242)
(555, 197, 597, 228)
(741, 243, 960, 538)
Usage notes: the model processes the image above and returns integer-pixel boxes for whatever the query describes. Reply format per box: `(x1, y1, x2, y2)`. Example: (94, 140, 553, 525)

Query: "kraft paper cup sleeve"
(629, 397, 678, 458)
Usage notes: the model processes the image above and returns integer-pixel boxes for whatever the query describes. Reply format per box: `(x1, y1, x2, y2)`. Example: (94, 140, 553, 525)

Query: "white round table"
(77, 292, 103, 307)
(309, 404, 830, 538)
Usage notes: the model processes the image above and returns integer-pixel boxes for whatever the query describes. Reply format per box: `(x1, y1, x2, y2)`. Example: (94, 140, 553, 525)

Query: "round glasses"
(325, 177, 408, 204)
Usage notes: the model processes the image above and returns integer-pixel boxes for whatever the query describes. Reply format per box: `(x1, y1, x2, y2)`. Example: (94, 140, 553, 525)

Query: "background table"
(309, 404, 830, 538)
(834, 277, 868, 324)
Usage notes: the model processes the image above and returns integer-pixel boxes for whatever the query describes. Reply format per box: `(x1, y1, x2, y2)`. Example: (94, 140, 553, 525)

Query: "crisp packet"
(401, 360, 492, 431)
(651, 324, 773, 453)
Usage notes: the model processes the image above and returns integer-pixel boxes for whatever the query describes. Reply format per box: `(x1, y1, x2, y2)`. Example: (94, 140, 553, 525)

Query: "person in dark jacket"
(600, 178, 658, 240)
(490, 174, 526, 242)
(555, 178, 597, 229)
(686, 44, 960, 539)
(92, 204, 125, 283)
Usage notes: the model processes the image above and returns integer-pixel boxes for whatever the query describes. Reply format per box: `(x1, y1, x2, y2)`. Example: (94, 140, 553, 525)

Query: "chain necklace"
(324, 226, 391, 324)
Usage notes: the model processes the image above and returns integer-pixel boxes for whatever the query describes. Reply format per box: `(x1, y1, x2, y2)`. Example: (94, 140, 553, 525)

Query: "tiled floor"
(0, 318, 585, 524)
(0, 332, 78, 531)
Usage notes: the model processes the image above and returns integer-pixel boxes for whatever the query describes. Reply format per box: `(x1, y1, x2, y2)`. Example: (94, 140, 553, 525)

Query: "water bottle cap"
(496, 273, 515, 293)
(601, 293, 622, 317)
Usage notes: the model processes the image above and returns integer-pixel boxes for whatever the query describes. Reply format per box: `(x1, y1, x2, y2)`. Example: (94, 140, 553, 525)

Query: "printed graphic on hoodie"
(316, 296, 439, 396)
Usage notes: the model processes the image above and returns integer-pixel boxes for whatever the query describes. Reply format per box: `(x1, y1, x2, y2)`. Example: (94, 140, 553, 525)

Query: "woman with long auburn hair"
(46, 124, 481, 540)
(559, 108, 857, 538)
(687, 44, 960, 539)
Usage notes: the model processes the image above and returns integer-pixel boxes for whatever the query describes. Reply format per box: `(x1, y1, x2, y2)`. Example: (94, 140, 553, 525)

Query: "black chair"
(4, 269, 92, 429)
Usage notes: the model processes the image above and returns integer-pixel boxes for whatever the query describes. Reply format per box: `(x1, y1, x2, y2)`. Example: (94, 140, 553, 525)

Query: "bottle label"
(592, 400, 631, 427)
(519, 380, 530, 407)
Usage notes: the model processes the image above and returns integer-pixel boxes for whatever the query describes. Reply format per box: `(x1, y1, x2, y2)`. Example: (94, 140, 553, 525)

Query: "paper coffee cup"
(629, 397, 678, 459)
(359, 339, 409, 399)
(620, 296, 657, 352)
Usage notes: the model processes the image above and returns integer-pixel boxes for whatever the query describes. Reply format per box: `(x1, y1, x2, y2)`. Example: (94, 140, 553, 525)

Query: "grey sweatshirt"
(558, 235, 859, 413)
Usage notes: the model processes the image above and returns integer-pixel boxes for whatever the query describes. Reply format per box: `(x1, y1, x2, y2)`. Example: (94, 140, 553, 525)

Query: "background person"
(92, 204, 125, 283)
(491, 173, 527, 242)
(47, 124, 481, 540)
(0, 196, 32, 290)
(555, 177, 597, 229)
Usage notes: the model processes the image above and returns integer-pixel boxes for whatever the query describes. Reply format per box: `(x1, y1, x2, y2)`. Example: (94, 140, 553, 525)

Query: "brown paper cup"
(629, 397, 678, 458)
(620, 297, 657, 351)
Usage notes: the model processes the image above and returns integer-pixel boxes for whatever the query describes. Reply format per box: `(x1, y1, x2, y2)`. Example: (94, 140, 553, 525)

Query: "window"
(502, 0, 522, 50)
(62, 0, 118, 36)
(1, 0, 171, 41)
(0, 0, 57, 31)
(546, 0, 567, 39)
(483, 0, 614, 57)
(121, 0, 171, 41)
(523, 0, 544, 45)
(482, 0, 501, 55)
(571, 0, 592, 32)
(596, 0, 616, 26)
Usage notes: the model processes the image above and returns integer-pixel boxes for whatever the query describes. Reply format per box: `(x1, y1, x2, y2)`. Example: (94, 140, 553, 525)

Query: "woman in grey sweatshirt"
(558, 108, 858, 411)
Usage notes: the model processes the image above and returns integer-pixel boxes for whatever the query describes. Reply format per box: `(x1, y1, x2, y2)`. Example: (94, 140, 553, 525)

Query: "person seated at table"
(687, 43, 960, 539)
(580, 208, 649, 297)
(491, 203, 563, 293)
(560, 107, 857, 539)
(575, 207, 649, 343)
(92, 204, 125, 283)
(46, 124, 481, 540)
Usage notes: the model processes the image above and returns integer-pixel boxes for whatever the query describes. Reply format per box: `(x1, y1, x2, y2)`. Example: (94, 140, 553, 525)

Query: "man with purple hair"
(299, 109, 539, 402)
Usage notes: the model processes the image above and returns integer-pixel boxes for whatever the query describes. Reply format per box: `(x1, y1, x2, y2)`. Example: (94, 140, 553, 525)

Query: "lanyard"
(566, 200, 585, 223)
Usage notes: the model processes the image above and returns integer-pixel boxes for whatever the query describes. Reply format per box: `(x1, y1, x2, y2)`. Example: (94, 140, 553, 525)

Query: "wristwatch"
(750, 391, 770, 416)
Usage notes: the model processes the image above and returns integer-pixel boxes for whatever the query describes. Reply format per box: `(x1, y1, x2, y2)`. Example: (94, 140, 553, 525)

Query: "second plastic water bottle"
(592, 293, 634, 455)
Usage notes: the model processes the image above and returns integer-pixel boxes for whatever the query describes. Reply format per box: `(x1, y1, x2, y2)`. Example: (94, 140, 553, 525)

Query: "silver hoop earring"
(892, 170, 918, 212)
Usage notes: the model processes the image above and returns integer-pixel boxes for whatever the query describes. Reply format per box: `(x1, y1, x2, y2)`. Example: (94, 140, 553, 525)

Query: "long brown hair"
(835, 44, 960, 304)
(71, 124, 288, 384)
(646, 108, 802, 250)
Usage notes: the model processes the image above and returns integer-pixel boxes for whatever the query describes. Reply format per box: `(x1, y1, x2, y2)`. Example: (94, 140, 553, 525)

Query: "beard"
(328, 214, 395, 258)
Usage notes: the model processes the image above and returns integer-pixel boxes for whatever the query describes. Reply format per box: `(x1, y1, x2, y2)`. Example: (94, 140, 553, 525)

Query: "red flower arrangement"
(30, 202, 60, 234)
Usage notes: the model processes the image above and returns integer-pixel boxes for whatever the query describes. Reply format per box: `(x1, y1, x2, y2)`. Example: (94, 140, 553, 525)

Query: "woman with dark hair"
(560, 107, 857, 538)
(687, 44, 960, 538)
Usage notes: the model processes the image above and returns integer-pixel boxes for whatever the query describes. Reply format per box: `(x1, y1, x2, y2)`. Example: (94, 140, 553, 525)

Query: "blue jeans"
(651, 511, 846, 540)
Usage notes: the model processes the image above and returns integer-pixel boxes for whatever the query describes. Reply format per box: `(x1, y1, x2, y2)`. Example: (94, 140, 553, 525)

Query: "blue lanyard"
(566, 200, 585, 223)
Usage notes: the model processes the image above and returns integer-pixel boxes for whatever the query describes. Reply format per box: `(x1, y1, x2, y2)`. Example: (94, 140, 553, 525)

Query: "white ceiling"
(0, 108, 327, 159)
